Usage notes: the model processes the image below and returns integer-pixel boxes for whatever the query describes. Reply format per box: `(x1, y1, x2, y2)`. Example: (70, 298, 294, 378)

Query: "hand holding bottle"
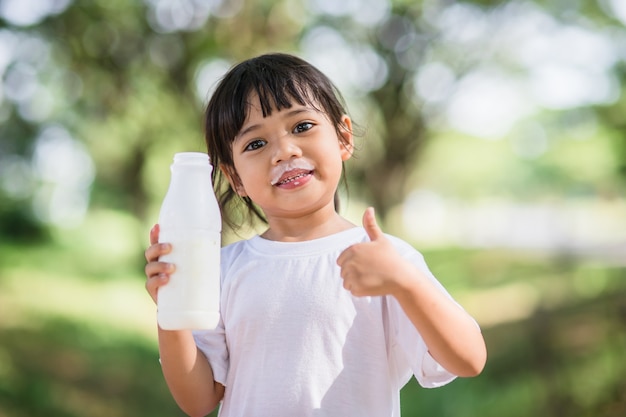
(144, 224, 174, 305)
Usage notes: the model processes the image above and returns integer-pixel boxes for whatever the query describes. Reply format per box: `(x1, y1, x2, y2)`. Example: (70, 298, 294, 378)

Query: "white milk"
(157, 152, 221, 330)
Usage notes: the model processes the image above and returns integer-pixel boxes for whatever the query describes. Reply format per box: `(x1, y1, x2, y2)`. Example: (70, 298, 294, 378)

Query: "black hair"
(204, 52, 352, 230)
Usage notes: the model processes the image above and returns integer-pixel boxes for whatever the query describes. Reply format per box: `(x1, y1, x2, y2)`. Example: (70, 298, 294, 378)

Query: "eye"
(293, 122, 314, 134)
(244, 139, 266, 151)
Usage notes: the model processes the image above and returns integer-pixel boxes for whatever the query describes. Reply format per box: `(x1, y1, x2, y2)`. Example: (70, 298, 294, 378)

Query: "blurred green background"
(1, 0, 625, 416)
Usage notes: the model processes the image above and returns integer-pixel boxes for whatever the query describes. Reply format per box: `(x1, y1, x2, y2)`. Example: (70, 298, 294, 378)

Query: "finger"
(336, 244, 356, 267)
(145, 242, 171, 263)
(145, 273, 169, 304)
(362, 207, 384, 241)
(149, 224, 160, 245)
(145, 261, 175, 279)
(336, 248, 347, 266)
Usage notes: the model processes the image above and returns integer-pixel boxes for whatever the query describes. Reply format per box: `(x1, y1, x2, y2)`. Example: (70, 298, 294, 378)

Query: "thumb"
(150, 224, 160, 245)
(363, 207, 384, 241)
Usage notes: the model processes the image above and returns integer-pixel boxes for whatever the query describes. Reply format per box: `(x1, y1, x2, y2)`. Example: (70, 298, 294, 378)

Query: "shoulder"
(384, 233, 425, 259)
(222, 238, 248, 254)
(381, 233, 435, 281)
(221, 237, 252, 263)
(219, 238, 252, 274)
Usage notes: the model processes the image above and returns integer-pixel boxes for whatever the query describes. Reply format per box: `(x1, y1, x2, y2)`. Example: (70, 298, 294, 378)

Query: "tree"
(1, 0, 625, 239)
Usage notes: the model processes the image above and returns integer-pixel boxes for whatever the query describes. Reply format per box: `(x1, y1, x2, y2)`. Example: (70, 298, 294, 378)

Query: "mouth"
(270, 159, 315, 187)
(272, 169, 314, 186)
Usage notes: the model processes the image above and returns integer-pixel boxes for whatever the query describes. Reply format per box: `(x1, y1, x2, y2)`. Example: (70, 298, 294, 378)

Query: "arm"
(387, 261, 486, 377)
(145, 225, 225, 416)
(336, 208, 487, 377)
(158, 328, 225, 417)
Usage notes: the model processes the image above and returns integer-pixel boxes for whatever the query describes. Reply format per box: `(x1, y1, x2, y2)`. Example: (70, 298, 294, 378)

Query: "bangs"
(251, 76, 314, 117)
(234, 58, 328, 123)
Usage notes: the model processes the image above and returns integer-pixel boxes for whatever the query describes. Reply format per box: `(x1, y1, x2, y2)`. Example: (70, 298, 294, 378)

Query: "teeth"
(277, 172, 309, 185)
(270, 159, 315, 185)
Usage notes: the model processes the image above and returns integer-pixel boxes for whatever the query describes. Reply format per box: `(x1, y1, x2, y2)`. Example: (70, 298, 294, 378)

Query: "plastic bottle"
(157, 152, 221, 330)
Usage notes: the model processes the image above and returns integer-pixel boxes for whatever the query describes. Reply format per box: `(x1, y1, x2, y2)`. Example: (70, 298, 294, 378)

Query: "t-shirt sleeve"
(387, 295, 457, 388)
(192, 319, 229, 386)
(386, 238, 459, 388)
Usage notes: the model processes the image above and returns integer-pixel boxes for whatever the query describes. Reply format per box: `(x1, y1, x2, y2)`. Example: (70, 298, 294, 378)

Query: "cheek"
(233, 162, 263, 191)
(323, 158, 345, 184)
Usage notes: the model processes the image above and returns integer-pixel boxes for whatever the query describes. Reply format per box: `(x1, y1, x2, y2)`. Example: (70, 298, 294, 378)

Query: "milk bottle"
(157, 152, 221, 330)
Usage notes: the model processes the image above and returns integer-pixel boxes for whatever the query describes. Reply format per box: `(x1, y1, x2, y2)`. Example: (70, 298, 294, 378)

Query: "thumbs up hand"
(337, 207, 413, 297)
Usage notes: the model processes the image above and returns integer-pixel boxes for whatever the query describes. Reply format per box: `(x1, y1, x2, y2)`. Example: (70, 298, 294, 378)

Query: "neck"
(261, 208, 355, 242)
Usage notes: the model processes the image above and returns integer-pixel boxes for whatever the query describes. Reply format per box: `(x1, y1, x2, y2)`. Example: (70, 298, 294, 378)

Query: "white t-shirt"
(193, 227, 458, 417)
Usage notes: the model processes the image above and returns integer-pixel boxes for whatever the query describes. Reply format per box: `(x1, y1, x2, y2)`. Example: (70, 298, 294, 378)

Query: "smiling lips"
(273, 169, 314, 187)
(270, 159, 315, 187)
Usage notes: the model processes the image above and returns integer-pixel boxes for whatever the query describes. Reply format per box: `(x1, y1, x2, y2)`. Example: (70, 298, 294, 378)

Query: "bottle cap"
(173, 152, 211, 165)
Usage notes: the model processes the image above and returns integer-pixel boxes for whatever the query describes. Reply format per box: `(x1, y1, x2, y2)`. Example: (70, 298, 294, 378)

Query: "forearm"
(158, 328, 224, 417)
(393, 263, 487, 377)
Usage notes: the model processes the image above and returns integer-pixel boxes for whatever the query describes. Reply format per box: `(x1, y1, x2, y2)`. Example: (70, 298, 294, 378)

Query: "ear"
(339, 114, 354, 162)
(220, 164, 247, 197)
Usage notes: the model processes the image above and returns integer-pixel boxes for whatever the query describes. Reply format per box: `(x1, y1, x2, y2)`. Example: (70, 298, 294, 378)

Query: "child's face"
(225, 93, 353, 221)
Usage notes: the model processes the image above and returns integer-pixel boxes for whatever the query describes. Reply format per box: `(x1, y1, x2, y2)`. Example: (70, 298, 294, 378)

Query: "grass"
(0, 239, 199, 417)
(0, 239, 624, 417)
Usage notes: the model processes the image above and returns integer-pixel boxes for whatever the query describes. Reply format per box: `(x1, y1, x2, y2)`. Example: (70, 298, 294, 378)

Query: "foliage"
(1, 0, 624, 235)
(0, 319, 191, 417)
(1, 241, 624, 416)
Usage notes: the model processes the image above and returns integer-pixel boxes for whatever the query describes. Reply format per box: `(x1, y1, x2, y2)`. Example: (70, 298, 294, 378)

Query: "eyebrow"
(235, 107, 316, 140)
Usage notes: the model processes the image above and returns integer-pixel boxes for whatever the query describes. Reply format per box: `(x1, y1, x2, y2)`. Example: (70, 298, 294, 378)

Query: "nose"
(271, 135, 302, 165)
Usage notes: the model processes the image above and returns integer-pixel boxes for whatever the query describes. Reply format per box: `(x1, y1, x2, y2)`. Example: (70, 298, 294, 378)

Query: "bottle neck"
(173, 152, 211, 166)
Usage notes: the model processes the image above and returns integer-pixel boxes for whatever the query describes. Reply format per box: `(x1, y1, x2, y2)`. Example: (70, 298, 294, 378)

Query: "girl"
(144, 53, 486, 417)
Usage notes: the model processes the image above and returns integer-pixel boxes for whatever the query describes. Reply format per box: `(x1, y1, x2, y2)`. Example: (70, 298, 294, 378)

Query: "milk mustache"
(157, 152, 221, 330)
